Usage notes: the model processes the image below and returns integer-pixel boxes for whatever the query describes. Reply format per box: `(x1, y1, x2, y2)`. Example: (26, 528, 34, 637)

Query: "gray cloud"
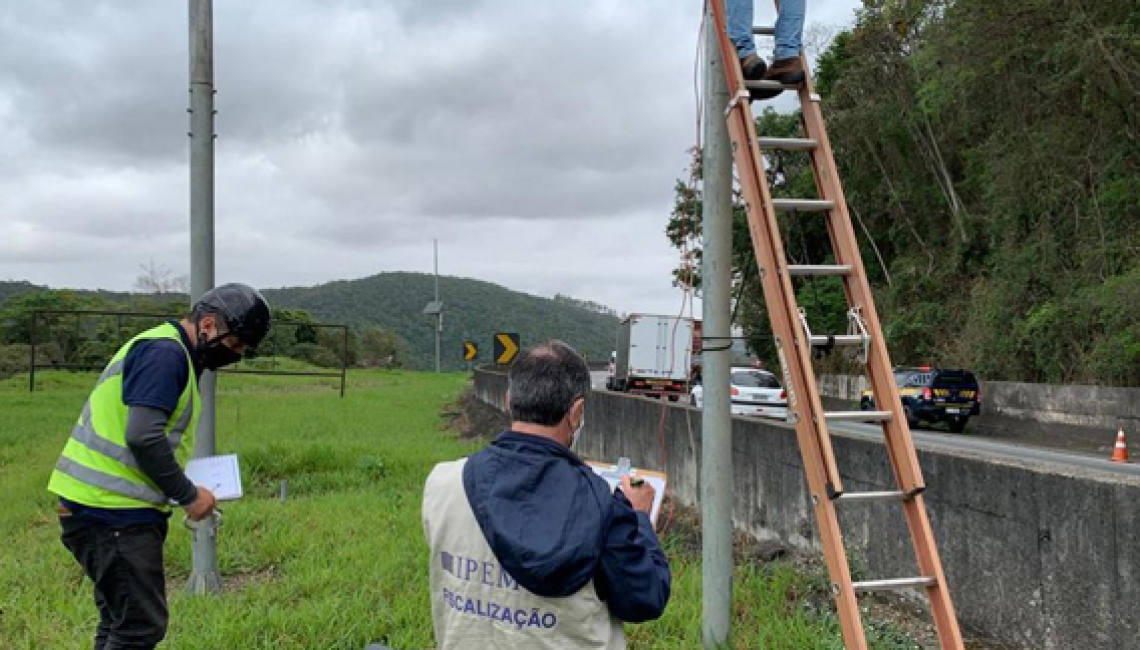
(0, 0, 860, 315)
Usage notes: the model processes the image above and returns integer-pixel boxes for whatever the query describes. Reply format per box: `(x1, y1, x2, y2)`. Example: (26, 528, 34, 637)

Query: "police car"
(860, 367, 980, 433)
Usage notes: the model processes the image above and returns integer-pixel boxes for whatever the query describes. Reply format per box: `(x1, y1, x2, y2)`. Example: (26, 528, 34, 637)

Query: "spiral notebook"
(184, 454, 243, 501)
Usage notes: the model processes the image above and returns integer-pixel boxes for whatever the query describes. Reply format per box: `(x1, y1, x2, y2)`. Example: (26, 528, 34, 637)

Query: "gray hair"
(507, 341, 592, 426)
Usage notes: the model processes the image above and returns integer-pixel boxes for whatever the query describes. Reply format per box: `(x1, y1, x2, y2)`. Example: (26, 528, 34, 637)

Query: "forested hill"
(814, 1, 1139, 386)
(0, 275, 621, 371)
(669, 1, 1139, 387)
(263, 273, 619, 370)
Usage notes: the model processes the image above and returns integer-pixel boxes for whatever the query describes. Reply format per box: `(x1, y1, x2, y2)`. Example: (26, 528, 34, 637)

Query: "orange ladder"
(707, 2, 966, 647)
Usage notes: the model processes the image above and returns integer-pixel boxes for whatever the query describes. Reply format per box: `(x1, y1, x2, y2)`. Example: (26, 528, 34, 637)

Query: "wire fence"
(27, 309, 350, 396)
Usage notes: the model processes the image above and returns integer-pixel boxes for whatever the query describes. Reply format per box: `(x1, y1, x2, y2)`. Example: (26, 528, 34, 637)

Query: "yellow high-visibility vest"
(48, 322, 199, 510)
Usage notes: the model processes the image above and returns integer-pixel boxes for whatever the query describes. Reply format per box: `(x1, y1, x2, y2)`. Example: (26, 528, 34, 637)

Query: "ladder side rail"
(724, 106, 868, 650)
(792, 48, 967, 650)
(707, 3, 865, 647)
(794, 79, 926, 495)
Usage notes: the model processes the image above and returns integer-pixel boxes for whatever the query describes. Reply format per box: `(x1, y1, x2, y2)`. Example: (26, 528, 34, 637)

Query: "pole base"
(187, 569, 222, 594)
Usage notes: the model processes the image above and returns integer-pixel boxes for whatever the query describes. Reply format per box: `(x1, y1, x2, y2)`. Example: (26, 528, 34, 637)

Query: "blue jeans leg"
(725, 0, 756, 59)
(773, 0, 806, 60)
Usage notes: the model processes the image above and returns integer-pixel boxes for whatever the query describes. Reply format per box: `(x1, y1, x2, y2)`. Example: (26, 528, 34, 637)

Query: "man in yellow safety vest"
(48, 283, 270, 650)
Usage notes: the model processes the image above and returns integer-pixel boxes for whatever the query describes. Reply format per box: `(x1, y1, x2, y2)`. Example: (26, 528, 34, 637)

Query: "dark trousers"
(60, 516, 170, 650)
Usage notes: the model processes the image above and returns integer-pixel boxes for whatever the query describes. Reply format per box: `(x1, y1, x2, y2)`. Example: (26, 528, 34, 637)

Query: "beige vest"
(422, 459, 626, 650)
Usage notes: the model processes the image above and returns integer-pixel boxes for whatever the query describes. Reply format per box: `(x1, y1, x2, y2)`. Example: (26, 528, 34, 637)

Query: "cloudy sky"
(0, 0, 861, 315)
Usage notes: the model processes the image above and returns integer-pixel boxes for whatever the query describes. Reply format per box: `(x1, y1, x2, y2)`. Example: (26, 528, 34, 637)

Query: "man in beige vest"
(423, 341, 671, 649)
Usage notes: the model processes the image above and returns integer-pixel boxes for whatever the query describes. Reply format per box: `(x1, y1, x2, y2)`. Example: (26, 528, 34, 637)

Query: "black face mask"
(197, 332, 243, 370)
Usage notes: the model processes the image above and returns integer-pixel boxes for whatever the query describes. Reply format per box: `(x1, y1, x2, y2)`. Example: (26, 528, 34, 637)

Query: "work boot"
(739, 54, 767, 81)
(765, 57, 806, 85)
(750, 56, 806, 101)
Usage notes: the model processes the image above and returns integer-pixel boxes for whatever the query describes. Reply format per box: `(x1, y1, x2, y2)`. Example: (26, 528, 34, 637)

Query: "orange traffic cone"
(1111, 425, 1130, 463)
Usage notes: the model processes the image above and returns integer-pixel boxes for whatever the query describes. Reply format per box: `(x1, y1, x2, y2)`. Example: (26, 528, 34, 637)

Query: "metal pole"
(187, 0, 220, 595)
(434, 238, 441, 373)
(701, 5, 734, 647)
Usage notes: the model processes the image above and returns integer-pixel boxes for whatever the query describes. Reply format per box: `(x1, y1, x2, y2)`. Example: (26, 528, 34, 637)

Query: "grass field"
(0, 369, 921, 649)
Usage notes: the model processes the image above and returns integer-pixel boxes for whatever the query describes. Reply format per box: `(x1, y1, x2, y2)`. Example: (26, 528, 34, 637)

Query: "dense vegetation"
(669, 0, 1139, 386)
(0, 273, 620, 374)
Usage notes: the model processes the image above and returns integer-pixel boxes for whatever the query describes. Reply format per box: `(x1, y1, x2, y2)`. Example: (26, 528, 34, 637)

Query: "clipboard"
(586, 460, 667, 526)
(184, 454, 243, 501)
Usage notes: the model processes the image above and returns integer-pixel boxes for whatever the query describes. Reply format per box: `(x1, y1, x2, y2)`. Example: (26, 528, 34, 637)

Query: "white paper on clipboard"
(588, 462, 667, 526)
(184, 454, 243, 501)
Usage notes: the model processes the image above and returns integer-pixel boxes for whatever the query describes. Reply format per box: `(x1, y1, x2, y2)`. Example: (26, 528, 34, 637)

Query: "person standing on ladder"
(47, 283, 271, 650)
(726, 0, 807, 96)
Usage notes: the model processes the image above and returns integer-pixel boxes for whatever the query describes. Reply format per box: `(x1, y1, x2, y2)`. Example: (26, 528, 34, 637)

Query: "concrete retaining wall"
(818, 374, 1140, 433)
(474, 368, 1140, 649)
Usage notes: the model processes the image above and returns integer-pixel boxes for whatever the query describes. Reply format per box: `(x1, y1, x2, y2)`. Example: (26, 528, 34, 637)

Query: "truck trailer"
(608, 314, 694, 399)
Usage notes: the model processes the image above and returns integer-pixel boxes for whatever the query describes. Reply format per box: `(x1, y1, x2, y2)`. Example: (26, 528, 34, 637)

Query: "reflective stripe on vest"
(54, 456, 164, 504)
(48, 323, 199, 509)
(66, 369, 195, 470)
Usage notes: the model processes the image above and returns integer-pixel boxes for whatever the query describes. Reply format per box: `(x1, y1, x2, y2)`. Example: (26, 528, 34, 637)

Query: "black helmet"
(192, 283, 272, 349)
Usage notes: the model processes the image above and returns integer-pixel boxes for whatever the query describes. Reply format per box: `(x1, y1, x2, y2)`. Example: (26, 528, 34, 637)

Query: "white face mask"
(570, 412, 586, 448)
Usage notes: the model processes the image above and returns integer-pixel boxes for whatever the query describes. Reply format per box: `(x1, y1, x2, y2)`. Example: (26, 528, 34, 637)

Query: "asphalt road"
(827, 419, 1140, 479)
(591, 373, 1140, 480)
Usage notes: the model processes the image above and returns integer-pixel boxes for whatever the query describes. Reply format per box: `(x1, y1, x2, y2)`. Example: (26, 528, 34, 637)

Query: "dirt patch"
(166, 565, 279, 596)
(443, 384, 509, 440)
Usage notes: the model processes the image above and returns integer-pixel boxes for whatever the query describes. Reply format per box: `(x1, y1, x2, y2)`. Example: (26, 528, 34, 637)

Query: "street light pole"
(701, 3, 734, 646)
(187, 0, 220, 594)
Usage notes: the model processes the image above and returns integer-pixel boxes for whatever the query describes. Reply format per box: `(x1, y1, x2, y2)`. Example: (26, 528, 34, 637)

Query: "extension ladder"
(706, 3, 965, 648)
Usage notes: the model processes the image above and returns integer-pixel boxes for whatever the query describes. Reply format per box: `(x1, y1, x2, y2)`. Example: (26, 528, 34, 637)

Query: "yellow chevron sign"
(494, 333, 520, 365)
(463, 341, 477, 361)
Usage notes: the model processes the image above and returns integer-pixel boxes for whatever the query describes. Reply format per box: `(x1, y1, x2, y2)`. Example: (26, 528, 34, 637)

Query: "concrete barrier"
(473, 368, 1140, 649)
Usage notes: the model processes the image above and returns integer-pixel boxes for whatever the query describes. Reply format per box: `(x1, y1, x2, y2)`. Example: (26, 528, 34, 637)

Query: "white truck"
(607, 314, 694, 400)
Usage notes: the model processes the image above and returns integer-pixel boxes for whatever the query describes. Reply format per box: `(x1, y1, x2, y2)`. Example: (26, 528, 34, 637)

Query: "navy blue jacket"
(462, 431, 671, 623)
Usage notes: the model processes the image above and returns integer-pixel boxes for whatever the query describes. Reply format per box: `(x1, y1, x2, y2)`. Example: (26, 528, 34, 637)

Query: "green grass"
(1, 370, 920, 649)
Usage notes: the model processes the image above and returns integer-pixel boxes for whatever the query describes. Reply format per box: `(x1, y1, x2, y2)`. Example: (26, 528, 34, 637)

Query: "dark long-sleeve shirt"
(462, 431, 671, 622)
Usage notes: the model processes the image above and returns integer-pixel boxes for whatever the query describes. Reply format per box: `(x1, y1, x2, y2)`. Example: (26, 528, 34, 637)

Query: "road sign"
(494, 333, 520, 365)
(463, 341, 477, 361)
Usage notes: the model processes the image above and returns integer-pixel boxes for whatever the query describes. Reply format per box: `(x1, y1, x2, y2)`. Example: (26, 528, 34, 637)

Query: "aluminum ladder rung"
(826, 410, 892, 422)
(745, 80, 799, 93)
(752, 26, 775, 36)
(772, 198, 834, 212)
(853, 577, 938, 592)
(834, 490, 909, 503)
(758, 137, 818, 151)
(788, 264, 853, 277)
(808, 335, 865, 347)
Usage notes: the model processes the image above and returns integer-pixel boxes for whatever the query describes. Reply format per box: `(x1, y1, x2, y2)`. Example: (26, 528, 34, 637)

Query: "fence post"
(341, 326, 348, 398)
(29, 311, 37, 393)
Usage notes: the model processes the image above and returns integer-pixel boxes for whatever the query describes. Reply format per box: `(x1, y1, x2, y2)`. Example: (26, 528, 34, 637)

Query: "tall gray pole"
(434, 239, 441, 373)
(701, 4, 734, 646)
(187, 0, 220, 594)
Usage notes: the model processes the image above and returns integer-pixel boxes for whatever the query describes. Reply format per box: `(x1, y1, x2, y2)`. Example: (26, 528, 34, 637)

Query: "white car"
(690, 367, 788, 420)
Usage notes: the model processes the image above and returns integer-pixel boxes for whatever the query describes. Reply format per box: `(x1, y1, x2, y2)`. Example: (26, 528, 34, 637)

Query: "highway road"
(827, 419, 1140, 479)
(590, 372, 1140, 480)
